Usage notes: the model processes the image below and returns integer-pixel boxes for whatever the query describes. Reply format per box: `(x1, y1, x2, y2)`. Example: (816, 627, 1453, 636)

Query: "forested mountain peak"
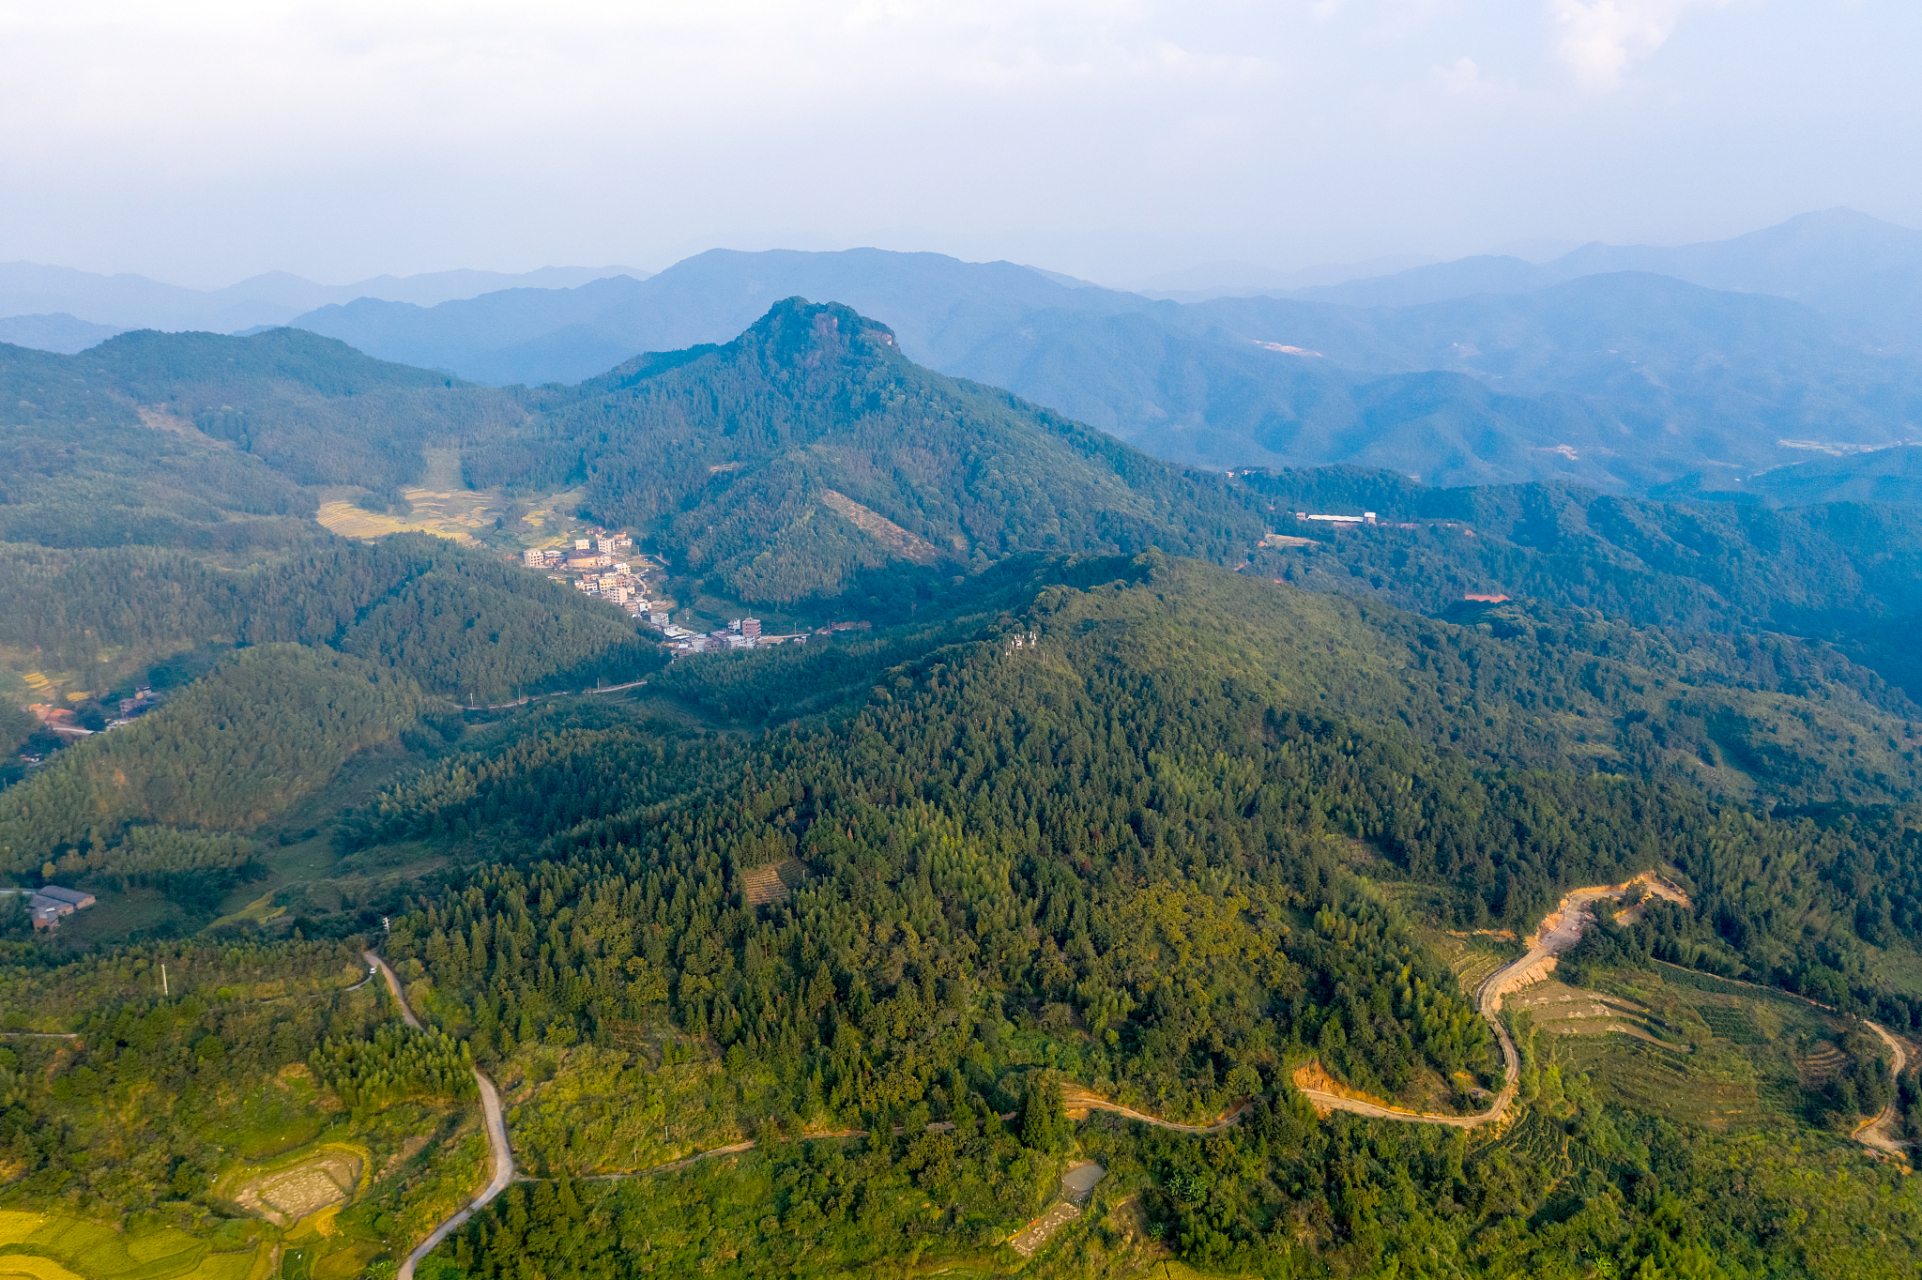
(583, 296, 902, 405)
(476, 298, 1265, 603)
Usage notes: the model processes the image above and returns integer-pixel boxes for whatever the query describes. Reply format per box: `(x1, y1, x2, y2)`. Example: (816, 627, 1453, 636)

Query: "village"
(522, 530, 824, 657)
(522, 530, 656, 613)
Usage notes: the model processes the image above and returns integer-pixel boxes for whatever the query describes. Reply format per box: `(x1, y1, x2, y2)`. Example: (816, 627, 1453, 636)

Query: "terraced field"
(1507, 979, 1692, 1051)
(0, 1211, 263, 1280)
(1552, 965, 1876, 1132)
(313, 456, 591, 557)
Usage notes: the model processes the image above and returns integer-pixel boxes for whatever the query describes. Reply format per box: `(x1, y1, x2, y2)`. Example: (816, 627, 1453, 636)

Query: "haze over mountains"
(6, 210, 1922, 497)
(270, 209, 1922, 494)
(1294, 209, 1922, 343)
(0, 261, 651, 351)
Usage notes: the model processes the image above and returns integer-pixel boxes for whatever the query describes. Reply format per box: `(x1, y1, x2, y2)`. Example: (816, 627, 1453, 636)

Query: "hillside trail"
(1059, 1090, 1251, 1134)
(533, 1100, 1242, 1189)
(560, 1116, 1012, 1184)
(1292, 875, 1691, 1130)
(365, 953, 515, 1280)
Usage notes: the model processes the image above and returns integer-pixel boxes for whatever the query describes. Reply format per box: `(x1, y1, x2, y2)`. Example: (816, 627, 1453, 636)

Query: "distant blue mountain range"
(0, 262, 651, 337)
(7, 210, 1920, 496)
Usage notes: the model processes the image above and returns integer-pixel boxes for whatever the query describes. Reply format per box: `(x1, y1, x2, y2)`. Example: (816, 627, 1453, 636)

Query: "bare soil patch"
(232, 1150, 363, 1227)
(740, 857, 805, 906)
(819, 490, 942, 563)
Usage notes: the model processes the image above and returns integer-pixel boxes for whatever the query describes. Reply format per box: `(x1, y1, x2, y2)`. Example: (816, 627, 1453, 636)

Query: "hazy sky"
(2, 0, 1916, 287)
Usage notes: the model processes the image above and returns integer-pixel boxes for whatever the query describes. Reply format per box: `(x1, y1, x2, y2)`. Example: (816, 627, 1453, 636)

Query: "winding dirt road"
(1289, 879, 1911, 1163)
(1853, 1016, 1910, 1157)
(1293, 876, 1687, 1130)
(1061, 1089, 1251, 1134)
(365, 953, 421, 1030)
(364, 953, 516, 1280)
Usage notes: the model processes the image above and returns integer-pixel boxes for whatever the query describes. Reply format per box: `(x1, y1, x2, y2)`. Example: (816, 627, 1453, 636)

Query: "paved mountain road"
(365, 953, 517, 1280)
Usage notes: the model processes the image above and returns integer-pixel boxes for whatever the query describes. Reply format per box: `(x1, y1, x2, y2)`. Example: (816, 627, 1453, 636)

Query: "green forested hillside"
(0, 328, 533, 496)
(0, 535, 658, 703)
(1733, 445, 1922, 508)
(0, 646, 423, 874)
(0, 358, 319, 553)
(368, 557, 1922, 1028)
(1238, 466, 1922, 631)
(465, 299, 1265, 602)
(1239, 467, 1922, 700)
(344, 555, 1922, 1274)
(4, 553, 1922, 1279)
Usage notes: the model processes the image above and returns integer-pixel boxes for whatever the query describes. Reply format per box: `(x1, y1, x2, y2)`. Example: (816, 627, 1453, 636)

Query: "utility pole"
(161, 964, 168, 997)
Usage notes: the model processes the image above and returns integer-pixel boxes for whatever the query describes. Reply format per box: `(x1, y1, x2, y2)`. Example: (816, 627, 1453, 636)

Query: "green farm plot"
(1506, 978, 1693, 1052)
(0, 1210, 265, 1280)
(1478, 1106, 1574, 1185)
(202, 1064, 336, 1161)
(1566, 1035, 1780, 1130)
(1418, 927, 1517, 997)
(1555, 964, 1872, 1130)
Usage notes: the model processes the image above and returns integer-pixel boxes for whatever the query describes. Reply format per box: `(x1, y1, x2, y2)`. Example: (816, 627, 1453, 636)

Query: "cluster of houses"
(656, 616, 810, 655)
(26, 685, 161, 740)
(515, 532, 869, 661)
(523, 533, 661, 618)
(17, 884, 95, 931)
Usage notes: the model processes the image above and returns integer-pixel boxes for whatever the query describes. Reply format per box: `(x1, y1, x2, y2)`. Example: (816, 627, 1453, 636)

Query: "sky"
(1, 0, 1917, 288)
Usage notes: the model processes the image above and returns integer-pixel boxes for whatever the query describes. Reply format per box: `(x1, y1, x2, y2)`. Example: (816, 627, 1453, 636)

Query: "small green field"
(0, 1210, 265, 1280)
(1540, 963, 1881, 1132)
(1417, 927, 1519, 997)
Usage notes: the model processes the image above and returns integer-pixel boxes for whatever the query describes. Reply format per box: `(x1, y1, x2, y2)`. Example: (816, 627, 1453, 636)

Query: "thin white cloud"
(1433, 54, 1492, 95)
(1551, 0, 1727, 90)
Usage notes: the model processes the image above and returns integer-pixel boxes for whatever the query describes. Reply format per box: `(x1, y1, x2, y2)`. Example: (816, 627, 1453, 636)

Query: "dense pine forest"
(3, 309, 1922, 1279)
